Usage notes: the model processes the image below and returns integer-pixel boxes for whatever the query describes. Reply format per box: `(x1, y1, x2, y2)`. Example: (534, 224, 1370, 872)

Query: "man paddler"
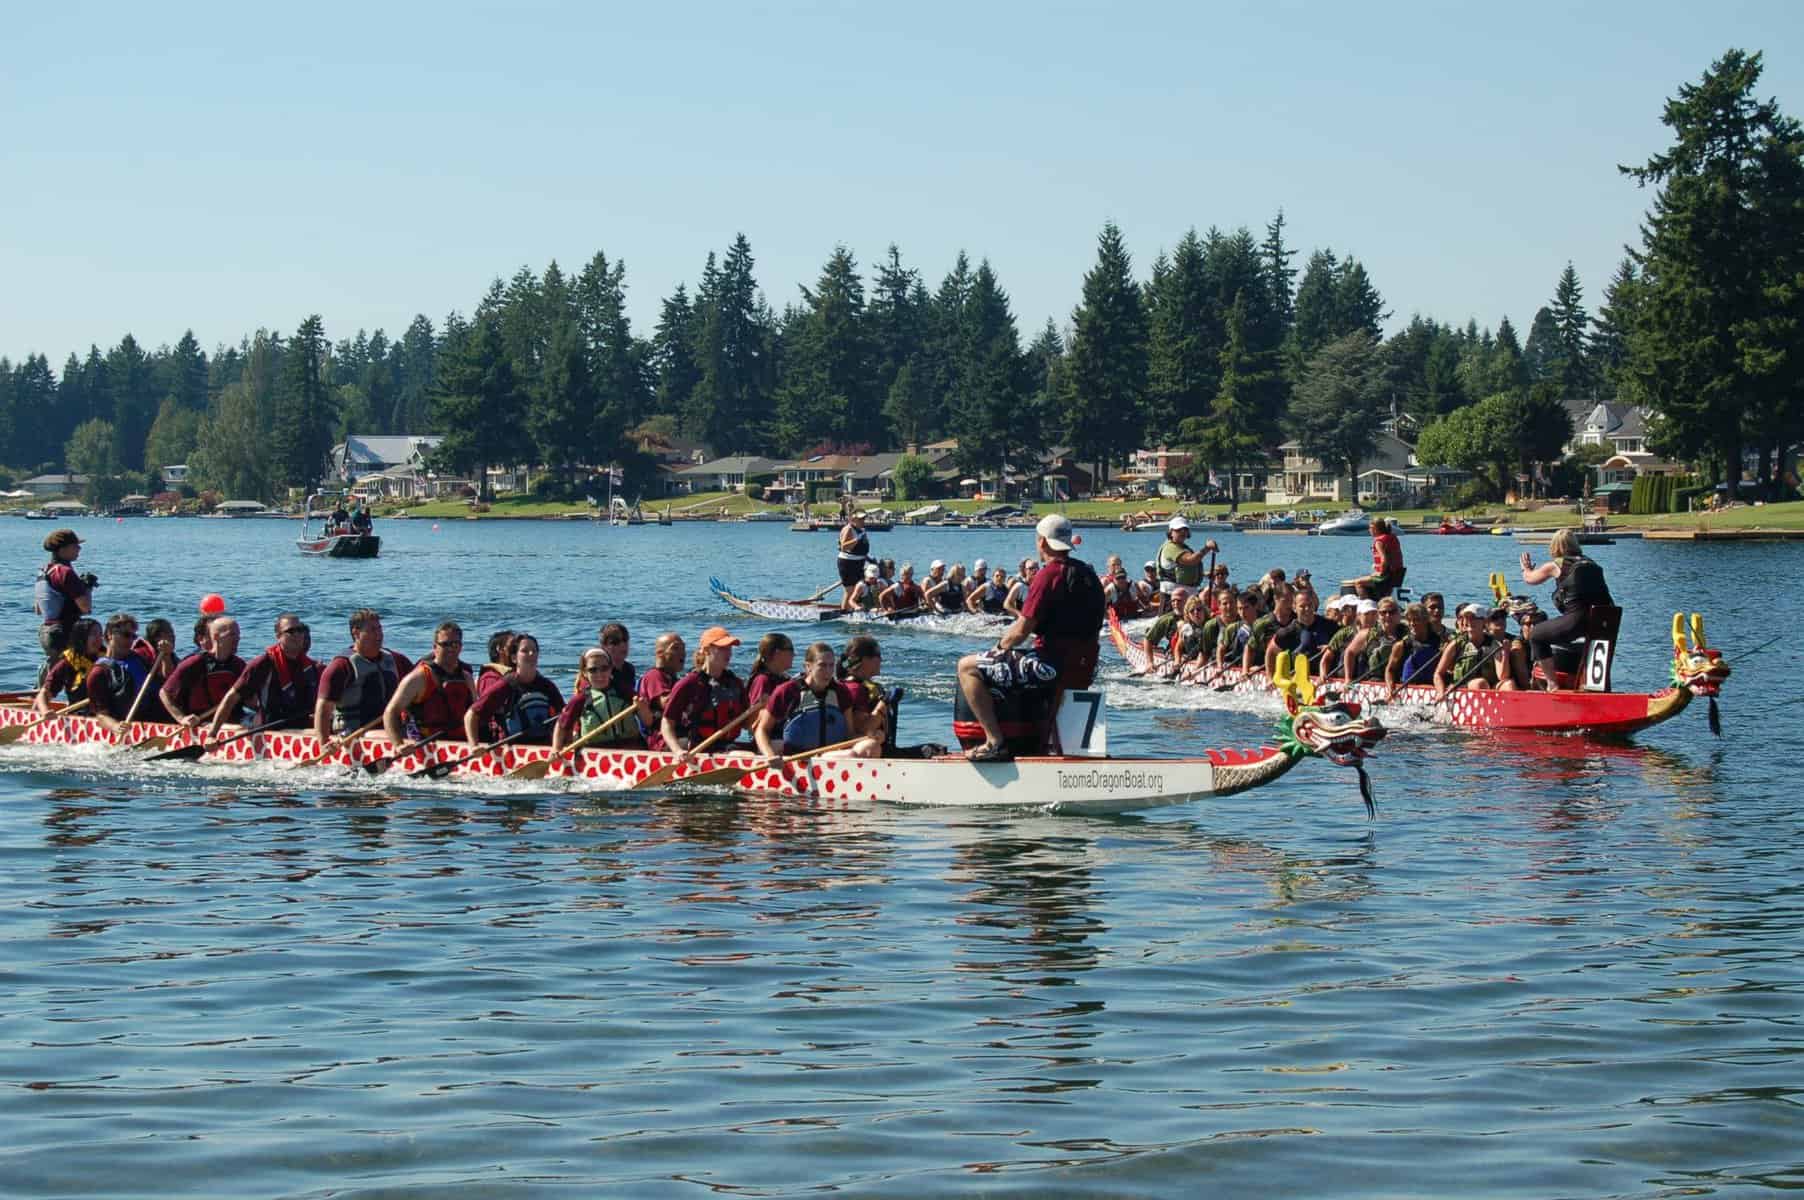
(836, 509, 870, 596)
(955, 514, 1106, 762)
(34, 528, 95, 664)
(162, 616, 248, 728)
(313, 609, 413, 742)
(208, 613, 320, 738)
(383, 621, 475, 745)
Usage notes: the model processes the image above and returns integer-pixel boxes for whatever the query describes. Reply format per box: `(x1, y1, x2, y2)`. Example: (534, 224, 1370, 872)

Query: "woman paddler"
(466, 632, 564, 745)
(753, 641, 883, 767)
(659, 626, 749, 762)
(550, 649, 643, 755)
(836, 510, 870, 595)
(1385, 602, 1445, 690)
(1432, 603, 1509, 698)
(745, 633, 795, 708)
(1518, 528, 1615, 688)
(32, 617, 102, 716)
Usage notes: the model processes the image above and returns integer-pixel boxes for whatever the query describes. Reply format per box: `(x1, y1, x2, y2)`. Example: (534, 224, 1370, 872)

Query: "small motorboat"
(295, 492, 380, 559)
(1438, 518, 1480, 535)
(1314, 509, 1368, 536)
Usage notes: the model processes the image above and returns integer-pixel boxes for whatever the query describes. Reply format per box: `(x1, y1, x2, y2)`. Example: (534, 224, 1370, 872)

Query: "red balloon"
(199, 593, 227, 615)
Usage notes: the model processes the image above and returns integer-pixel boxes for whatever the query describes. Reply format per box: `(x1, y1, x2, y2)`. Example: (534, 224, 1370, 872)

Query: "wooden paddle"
(674, 734, 869, 788)
(0, 698, 92, 745)
(145, 716, 286, 763)
(292, 715, 386, 769)
(630, 703, 764, 791)
(360, 728, 448, 775)
(410, 729, 533, 780)
(505, 703, 641, 781)
(801, 579, 844, 603)
(122, 662, 162, 725)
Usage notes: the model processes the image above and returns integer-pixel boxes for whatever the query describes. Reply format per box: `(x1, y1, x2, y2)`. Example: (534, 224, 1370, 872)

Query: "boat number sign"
(1054, 690, 1108, 757)
(1583, 639, 1613, 692)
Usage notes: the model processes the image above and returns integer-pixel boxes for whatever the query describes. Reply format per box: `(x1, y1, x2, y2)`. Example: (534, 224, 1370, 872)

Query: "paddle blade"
(0, 722, 38, 746)
(128, 734, 173, 753)
(504, 757, 556, 782)
(629, 763, 680, 791)
(146, 740, 212, 763)
(671, 764, 754, 788)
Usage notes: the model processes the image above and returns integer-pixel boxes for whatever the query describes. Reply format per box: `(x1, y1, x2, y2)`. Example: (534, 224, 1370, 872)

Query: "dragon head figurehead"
(1671, 613, 1730, 697)
(1272, 652, 1388, 767)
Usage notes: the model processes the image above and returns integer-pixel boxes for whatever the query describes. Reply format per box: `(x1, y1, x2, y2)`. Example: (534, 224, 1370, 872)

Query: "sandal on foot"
(966, 741, 1013, 763)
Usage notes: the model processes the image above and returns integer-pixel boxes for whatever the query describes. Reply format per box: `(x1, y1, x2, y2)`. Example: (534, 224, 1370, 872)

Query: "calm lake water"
(2, 516, 1801, 1197)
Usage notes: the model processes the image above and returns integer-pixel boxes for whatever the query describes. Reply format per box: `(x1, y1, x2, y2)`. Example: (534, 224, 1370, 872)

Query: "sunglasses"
(437, 639, 462, 647)
(279, 625, 309, 635)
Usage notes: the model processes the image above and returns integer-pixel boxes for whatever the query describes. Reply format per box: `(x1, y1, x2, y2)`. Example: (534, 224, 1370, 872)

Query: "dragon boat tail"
(1107, 609, 1729, 738)
(0, 688, 1386, 818)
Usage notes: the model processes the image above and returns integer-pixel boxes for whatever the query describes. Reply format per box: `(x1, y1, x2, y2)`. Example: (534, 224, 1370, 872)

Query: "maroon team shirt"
(746, 670, 788, 709)
(39, 562, 90, 625)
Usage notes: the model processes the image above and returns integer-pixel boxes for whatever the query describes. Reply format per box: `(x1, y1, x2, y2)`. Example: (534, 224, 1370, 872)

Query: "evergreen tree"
(396, 314, 438, 432)
(1261, 210, 1298, 336)
(1522, 306, 1561, 383)
(433, 313, 524, 498)
(951, 261, 1029, 479)
(273, 316, 335, 490)
(190, 380, 272, 501)
(1145, 230, 1219, 436)
(1290, 331, 1390, 499)
(1621, 49, 1804, 492)
(867, 244, 926, 430)
(1333, 259, 1387, 340)
(652, 284, 701, 419)
(688, 235, 773, 453)
(533, 319, 595, 475)
(0, 360, 14, 469)
(170, 330, 209, 411)
(772, 245, 872, 453)
(106, 334, 155, 471)
(1289, 249, 1342, 360)
(1185, 291, 1284, 509)
(144, 397, 202, 479)
(1063, 221, 1148, 484)
(12, 354, 60, 468)
(1589, 257, 1638, 400)
(1550, 262, 1595, 400)
(922, 252, 973, 444)
(576, 250, 652, 450)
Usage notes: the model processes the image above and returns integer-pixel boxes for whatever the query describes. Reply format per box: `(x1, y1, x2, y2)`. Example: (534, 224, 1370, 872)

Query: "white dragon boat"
(0, 689, 1386, 817)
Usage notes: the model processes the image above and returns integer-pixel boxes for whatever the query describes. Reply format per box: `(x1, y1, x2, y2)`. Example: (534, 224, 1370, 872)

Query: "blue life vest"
(781, 687, 850, 751)
(503, 682, 556, 737)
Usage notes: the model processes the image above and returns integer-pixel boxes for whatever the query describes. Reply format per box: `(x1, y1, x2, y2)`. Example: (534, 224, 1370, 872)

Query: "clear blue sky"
(4, 1, 1801, 367)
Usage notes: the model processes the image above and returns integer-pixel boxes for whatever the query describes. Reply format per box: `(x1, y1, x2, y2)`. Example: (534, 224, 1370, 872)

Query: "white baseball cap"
(973, 558, 987, 573)
(1357, 599, 1379, 615)
(864, 563, 879, 577)
(1035, 513, 1075, 552)
(1329, 594, 1356, 610)
(1167, 516, 1190, 531)
(1143, 560, 1156, 570)
(930, 559, 945, 571)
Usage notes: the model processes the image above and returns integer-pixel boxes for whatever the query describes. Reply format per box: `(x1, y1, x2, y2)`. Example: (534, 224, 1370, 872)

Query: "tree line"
(2, 49, 1797, 505)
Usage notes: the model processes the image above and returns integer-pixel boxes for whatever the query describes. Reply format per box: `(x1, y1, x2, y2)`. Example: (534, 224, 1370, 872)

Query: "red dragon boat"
(1107, 610, 1729, 738)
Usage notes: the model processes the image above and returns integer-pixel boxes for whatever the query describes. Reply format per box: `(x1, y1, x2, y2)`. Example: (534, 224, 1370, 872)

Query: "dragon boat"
(1107, 609, 1730, 739)
(710, 577, 1012, 627)
(0, 688, 1386, 817)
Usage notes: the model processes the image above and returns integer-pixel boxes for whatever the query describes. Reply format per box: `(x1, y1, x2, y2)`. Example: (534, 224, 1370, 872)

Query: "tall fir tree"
(1290, 331, 1390, 500)
(1063, 221, 1148, 484)
(1549, 262, 1595, 401)
(432, 313, 525, 497)
(652, 284, 701, 420)
(1145, 230, 1220, 439)
(106, 334, 155, 471)
(272, 316, 335, 490)
(950, 261, 1029, 480)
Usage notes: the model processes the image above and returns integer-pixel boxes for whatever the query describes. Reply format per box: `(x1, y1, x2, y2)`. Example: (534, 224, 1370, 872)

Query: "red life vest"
(169, 653, 245, 718)
(675, 670, 747, 743)
(412, 660, 474, 734)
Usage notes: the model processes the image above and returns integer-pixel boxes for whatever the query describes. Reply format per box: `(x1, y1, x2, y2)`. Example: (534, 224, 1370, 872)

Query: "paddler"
(32, 617, 102, 715)
(1319, 594, 1361, 678)
(466, 632, 564, 745)
(956, 514, 1106, 762)
(131, 617, 178, 723)
(843, 563, 883, 612)
(598, 623, 637, 702)
(925, 562, 967, 614)
(1519, 529, 1616, 688)
(478, 630, 518, 687)
(745, 632, 795, 707)
(1356, 515, 1406, 599)
(208, 613, 320, 737)
(753, 641, 883, 766)
(313, 609, 413, 741)
(382, 620, 475, 745)
(1003, 559, 1038, 618)
(836, 509, 870, 595)
(162, 615, 248, 728)
(1433, 603, 1507, 697)
(1385, 602, 1446, 690)
(34, 528, 95, 664)
(1143, 586, 1191, 656)
(837, 635, 890, 743)
(1244, 584, 1295, 673)
(658, 626, 748, 761)
(966, 565, 1010, 615)
(880, 563, 925, 614)
(1215, 589, 1263, 670)
(627, 631, 685, 741)
(79, 614, 155, 732)
(1268, 587, 1337, 674)
(550, 649, 643, 754)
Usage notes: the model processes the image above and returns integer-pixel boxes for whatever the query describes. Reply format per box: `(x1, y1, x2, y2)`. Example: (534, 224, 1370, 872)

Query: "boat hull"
(1108, 614, 1694, 736)
(297, 533, 381, 558)
(0, 705, 1304, 815)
